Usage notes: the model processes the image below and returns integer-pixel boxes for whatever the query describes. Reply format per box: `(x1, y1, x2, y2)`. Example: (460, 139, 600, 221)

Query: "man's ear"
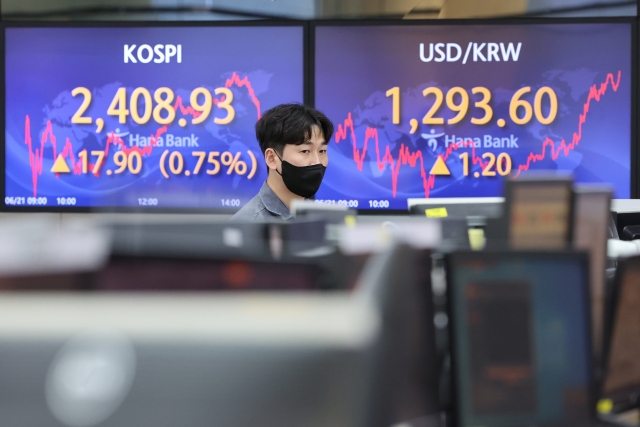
(264, 148, 279, 171)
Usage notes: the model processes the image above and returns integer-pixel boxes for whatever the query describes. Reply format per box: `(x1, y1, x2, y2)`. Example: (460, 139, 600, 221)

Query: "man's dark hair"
(256, 103, 334, 155)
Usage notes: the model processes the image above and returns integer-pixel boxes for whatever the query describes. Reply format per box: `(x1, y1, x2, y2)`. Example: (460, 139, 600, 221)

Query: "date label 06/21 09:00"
(314, 199, 391, 209)
(5, 197, 48, 206)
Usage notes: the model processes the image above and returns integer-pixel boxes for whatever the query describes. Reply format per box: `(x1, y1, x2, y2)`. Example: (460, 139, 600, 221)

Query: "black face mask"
(275, 153, 326, 198)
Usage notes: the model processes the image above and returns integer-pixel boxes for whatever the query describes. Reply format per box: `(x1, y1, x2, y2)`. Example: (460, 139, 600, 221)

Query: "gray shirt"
(230, 182, 293, 222)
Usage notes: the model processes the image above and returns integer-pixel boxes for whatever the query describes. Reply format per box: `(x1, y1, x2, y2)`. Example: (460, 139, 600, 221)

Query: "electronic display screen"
(4, 25, 304, 210)
(448, 252, 592, 427)
(314, 23, 632, 211)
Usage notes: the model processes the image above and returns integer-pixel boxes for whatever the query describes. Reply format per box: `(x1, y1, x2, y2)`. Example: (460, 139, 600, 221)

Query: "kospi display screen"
(4, 24, 304, 210)
(314, 22, 632, 211)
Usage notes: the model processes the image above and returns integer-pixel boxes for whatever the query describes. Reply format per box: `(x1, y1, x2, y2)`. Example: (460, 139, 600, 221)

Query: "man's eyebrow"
(300, 140, 327, 145)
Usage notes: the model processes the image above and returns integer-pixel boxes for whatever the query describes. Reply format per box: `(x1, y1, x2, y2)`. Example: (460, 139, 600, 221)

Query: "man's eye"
(301, 150, 310, 154)
(320, 150, 327, 154)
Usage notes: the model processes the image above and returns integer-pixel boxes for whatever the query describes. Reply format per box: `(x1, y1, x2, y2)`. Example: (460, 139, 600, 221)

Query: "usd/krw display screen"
(314, 23, 632, 210)
(4, 25, 304, 209)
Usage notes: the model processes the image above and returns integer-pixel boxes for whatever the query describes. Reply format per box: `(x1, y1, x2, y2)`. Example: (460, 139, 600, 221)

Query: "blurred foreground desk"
(0, 244, 438, 427)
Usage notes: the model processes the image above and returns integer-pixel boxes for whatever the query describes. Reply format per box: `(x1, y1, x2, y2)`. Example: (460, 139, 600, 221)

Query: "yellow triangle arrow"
(51, 154, 71, 173)
(429, 155, 450, 176)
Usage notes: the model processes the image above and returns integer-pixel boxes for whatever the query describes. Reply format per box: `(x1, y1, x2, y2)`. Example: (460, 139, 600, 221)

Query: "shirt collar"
(258, 181, 293, 220)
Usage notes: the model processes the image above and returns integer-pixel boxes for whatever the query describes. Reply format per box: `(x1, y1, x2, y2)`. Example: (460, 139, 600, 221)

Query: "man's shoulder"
(229, 194, 266, 222)
(230, 182, 292, 222)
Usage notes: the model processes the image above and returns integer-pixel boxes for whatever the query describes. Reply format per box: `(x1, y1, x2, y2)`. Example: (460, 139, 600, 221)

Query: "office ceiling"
(0, 0, 636, 20)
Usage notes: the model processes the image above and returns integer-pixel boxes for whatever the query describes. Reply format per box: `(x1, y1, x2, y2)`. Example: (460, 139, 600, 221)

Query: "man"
(231, 103, 334, 221)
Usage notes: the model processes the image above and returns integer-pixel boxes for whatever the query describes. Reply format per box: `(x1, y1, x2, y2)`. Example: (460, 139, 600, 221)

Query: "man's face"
(281, 125, 328, 167)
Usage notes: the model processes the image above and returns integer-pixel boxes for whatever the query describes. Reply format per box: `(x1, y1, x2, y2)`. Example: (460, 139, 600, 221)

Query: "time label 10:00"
(71, 86, 235, 131)
(386, 85, 557, 127)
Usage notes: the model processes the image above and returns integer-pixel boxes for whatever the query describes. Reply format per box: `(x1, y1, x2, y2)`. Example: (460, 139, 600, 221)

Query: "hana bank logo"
(421, 129, 444, 151)
(112, 128, 130, 138)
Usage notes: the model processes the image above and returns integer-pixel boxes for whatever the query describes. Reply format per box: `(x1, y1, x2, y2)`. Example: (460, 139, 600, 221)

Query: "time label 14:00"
(386, 85, 558, 128)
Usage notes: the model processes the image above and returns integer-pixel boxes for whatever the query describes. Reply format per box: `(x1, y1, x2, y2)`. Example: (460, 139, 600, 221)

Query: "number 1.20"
(459, 152, 512, 177)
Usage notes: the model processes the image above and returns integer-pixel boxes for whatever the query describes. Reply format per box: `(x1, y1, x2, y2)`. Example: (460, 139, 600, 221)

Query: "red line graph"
(219, 72, 262, 120)
(335, 71, 622, 198)
(173, 72, 262, 120)
(513, 71, 621, 176)
(23, 72, 261, 197)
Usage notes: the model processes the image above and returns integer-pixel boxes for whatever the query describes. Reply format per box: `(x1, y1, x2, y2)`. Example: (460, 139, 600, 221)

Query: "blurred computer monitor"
(97, 255, 353, 292)
(0, 244, 438, 427)
(439, 219, 472, 250)
(602, 255, 640, 413)
(572, 186, 612, 360)
(408, 199, 501, 251)
(359, 244, 440, 425)
(503, 176, 574, 249)
(0, 217, 110, 291)
(610, 199, 640, 239)
(407, 198, 503, 220)
(291, 200, 356, 225)
(446, 250, 593, 427)
(0, 220, 354, 292)
(109, 219, 330, 261)
(110, 221, 269, 259)
(105, 220, 350, 291)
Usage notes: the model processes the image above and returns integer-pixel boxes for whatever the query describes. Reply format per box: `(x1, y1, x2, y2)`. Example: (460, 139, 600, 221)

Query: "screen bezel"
(572, 186, 612, 362)
(0, 20, 310, 214)
(445, 249, 594, 427)
(601, 254, 640, 412)
(311, 17, 637, 215)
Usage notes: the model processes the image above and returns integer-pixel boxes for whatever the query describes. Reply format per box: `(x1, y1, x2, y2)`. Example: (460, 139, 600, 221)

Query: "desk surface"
(612, 199, 640, 213)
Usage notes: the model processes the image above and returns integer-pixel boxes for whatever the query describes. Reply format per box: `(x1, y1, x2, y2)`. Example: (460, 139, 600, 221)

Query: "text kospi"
(124, 44, 182, 64)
